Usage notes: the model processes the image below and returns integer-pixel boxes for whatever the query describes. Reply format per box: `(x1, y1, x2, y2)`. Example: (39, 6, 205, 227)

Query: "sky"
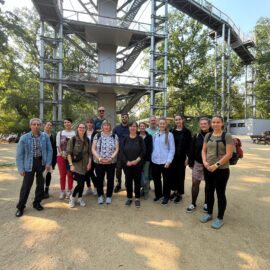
(2, 0, 269, 36)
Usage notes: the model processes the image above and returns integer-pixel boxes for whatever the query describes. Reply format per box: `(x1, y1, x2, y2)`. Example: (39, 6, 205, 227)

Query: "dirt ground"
(0, 138, 269, 270)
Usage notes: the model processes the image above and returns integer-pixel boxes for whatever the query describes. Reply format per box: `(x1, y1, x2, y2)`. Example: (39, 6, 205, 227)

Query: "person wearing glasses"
(56, 118, 76, 200)
(94, 106, 106, 132)
(113, 113, 130, 193)
(15, 118, 52, 217)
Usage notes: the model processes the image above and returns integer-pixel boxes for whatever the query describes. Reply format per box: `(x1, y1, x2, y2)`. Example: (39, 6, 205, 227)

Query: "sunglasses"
(99, 110, 105, 112)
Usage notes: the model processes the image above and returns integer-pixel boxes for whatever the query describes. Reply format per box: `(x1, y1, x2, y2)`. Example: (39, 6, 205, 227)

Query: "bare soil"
(0, 139, 269, 270)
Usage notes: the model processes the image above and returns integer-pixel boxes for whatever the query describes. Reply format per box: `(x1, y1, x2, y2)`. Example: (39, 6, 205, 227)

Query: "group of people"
(15, 107, 233, 229)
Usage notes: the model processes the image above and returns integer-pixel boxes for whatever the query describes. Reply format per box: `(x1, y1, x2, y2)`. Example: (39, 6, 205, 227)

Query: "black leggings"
(204, 168, 230, 219)
(86, 161, 97, 188)
(72, 172, 86, 198)
(123, 165, 142, 199)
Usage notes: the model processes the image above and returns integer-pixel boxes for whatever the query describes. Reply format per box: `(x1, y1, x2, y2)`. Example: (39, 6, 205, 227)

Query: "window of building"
(238, 123, 245, 127)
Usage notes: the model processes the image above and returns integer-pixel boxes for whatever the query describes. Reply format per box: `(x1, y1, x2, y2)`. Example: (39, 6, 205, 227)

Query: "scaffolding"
(33, 0, 168, 125)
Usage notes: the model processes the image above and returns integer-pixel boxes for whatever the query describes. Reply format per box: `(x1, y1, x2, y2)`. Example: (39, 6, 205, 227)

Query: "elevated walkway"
(168, 0, 255, 64)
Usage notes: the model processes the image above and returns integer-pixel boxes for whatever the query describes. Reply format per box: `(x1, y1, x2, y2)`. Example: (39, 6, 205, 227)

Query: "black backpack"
(206, 132, 239, 165)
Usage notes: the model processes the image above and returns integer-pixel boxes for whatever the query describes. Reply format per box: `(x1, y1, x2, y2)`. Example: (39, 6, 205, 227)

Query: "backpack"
(206, 132, 243, 165)
(71, 136, 90, 162)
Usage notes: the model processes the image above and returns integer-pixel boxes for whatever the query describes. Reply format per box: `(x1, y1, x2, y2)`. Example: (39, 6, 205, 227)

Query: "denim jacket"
(16, 131, 53, 173)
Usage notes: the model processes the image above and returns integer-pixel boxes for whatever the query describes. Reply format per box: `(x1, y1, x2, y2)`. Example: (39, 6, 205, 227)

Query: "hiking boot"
(114, 185, 121, 193)
(200, 214, 213, 223)
(186, 204, 196, 213)
(135, 199, 141, 208)
(78, 198, 86, 207)
(98, 196, 104, 205)
(211, 218, 224, 229)
(125, 199, 132, 206)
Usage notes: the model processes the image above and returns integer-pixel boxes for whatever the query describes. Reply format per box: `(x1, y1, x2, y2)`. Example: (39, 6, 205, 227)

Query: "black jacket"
(188, 130, 209, 167)
(141, 131, 153, 162)
(172, 127, 192, 162)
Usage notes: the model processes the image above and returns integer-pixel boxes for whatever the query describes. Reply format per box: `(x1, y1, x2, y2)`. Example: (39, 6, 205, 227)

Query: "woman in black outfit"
(44, 121, 57, 198)
(121, 121, 146, 208)
(139, 122, 153, 200)
(83, 118, 98, 196)
(186, 117, 211, 213)
(171, 115, 192, 203)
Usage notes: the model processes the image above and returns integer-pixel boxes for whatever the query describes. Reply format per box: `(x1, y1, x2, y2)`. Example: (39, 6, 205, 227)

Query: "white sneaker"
(59, 191, 65, 200)
(69, 196, 76, 208)
(106, 197, 112, 204)
(98, 196, 104, 205)
(83, 188, 92, 196)
(186, 203, 196, 213)
(78, 198, 86, 207)
(66, 190, 71, 199)
(93, 187, 97, 196)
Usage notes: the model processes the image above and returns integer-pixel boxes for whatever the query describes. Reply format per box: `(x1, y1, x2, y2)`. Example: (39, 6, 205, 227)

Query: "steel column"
(39, 21, 45, 121)
(226, 28, 231, 131)
(221, 24, 225, 117)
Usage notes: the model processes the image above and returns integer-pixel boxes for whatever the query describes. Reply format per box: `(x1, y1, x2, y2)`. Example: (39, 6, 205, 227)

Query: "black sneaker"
(125, 199, 132, 206)
(153, 197, 162, 202)
(161, 198, 169, 206)
(114, 185, 121, 193)
(174, 195, 182, 204)
(135, 200, 141, 208)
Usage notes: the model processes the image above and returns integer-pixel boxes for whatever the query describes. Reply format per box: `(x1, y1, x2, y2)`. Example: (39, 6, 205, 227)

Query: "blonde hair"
(159, 117, 169, 144)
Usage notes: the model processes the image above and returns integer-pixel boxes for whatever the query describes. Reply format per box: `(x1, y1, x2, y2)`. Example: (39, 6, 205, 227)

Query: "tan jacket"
(67, 136, 92, 175)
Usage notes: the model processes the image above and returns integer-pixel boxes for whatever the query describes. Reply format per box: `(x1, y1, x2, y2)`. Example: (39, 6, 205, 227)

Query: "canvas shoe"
(203, 204, 208, 213)
(125, 199, 132, 206)
(211, 218, 224, 229)
(186, 204, 196, 213)
(135, 199, 141, 208)
(200, 214, 213, 223)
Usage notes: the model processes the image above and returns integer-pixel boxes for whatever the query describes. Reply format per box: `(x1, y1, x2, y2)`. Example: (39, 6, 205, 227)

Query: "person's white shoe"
(106, 197, 112, 204)
(69, 196, 76, 208)
(78, 198, 86, 207)
(93, 187, 97, 196)
(59, 191, 65, 200)
(98, 196, 104, 205)
(66, 190, 71, 199)
(83, 188, 92, 196)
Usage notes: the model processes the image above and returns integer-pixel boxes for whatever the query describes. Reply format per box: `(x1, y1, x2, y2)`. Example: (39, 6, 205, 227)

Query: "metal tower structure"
(32, 0, 168, 125)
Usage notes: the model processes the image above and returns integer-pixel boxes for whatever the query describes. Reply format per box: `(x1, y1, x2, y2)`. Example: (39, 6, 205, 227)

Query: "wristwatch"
(214, 162, 220, 168)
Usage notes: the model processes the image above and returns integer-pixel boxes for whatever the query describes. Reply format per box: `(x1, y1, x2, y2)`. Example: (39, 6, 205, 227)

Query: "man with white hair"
(94, 106, 106, 132)
(15, 118, 52, 217)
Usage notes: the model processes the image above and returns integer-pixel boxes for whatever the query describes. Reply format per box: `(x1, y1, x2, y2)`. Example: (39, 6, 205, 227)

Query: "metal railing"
(62, 9, 164, 34)
(43, 69, 150, 87)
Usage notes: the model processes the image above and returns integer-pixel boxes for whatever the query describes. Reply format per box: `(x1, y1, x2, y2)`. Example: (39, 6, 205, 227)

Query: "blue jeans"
(141, 161, 150, 195)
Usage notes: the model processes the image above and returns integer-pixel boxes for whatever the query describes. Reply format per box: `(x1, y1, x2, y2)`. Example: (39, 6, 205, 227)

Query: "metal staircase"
(120, 0, 147, 28)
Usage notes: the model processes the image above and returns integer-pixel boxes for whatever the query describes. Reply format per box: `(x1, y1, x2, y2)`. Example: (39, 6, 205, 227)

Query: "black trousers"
(152, 163, 171, 199)
(171, 157, 186, 195)
(16, 157, 45, 210)
(86, 161, 97, 188)
(72, 172, 87, 198)
(115, 159, 125, 187)
(95, 163, 116, 197)
(123, 165, 142, 199)
(204, 168, 230, 219)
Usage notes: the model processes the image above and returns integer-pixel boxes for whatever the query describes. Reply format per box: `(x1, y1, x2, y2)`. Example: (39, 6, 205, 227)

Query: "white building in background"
(229, 118, 270, 135)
